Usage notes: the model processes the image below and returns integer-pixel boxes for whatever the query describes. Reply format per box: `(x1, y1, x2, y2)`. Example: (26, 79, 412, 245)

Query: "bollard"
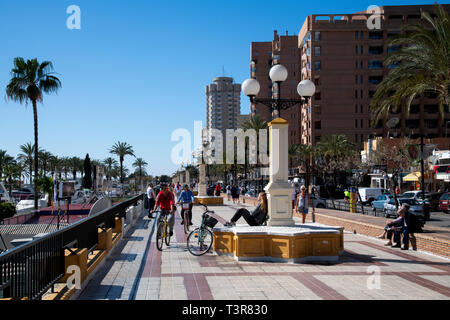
(97, 228, 112, 252)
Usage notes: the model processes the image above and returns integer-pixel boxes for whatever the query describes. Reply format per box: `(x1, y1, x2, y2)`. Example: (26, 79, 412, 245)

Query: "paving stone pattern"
(77, 199, 450, 300)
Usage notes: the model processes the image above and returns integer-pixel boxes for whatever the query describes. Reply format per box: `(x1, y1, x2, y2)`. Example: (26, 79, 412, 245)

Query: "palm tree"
(132, 158, 148, 191)
(288, 144, 300, 168)
(17, 143, 35, 184)
(315, 134, 354, 193)
(109, 142, 135, 184)
(68, 157, 81, 180)
(241, 114, 268, 192)
(104, 157, 118, 181)
(6, 58, 61, 209)
(371, 4, 450, 124)
(39, 150, 54, 176)
(0, 150, 14, 182)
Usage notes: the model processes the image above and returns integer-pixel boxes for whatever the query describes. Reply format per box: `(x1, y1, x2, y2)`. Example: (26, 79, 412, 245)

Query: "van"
(358, 188, 390, 204)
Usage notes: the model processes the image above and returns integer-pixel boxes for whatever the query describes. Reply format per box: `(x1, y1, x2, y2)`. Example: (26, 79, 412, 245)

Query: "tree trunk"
(120, 157, 124, 184)
(33, 100, 39, 210)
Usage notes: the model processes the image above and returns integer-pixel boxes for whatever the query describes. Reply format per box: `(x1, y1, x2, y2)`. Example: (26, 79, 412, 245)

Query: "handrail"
(0, 194, 143, 300)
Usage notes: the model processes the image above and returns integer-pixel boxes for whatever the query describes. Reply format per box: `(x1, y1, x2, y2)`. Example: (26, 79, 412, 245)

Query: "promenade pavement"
(77, 199, 450, 300)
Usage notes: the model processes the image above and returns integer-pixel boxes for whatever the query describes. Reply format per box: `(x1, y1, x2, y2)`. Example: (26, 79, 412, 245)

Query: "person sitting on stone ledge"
(224, 192, 268, 227)
(378, 206, 406, 247)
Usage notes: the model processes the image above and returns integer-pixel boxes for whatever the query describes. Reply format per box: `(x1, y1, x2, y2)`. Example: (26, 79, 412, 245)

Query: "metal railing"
(0, 194, 143, 300)
(1, 211, 37, 225)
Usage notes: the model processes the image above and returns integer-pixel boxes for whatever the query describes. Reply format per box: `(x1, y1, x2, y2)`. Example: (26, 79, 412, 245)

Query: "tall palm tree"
(109, 141, 135, 184)
(371, 4, 450, 123)
(104, 157, 118, 181)
(288, 144, 300, 168)
(17, 143, 34, 184)
(132, 158, 148, 190)
(6, 58, 61, 209)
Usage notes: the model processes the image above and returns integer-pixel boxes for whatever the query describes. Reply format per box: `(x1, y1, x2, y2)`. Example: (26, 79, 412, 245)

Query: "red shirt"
(155, 191, 174, 211)
(216, 184, 221, 191)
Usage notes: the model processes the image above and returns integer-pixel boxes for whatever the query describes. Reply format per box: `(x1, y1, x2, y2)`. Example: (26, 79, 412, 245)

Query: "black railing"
(0, 194, 143, 300)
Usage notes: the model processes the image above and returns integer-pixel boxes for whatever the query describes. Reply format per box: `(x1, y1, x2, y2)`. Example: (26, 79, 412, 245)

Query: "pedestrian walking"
(146, 183, 156, 218)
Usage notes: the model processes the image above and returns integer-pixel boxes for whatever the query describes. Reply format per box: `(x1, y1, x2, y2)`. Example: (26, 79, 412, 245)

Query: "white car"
(358, 188, 390, 205)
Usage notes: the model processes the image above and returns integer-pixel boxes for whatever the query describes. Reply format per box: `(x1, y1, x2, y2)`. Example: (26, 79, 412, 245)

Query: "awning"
(402, 171, 432, 182)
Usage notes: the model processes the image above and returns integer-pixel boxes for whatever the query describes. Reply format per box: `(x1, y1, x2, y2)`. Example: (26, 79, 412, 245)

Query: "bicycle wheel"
(164, 222, 171, 246)
(156, 221, 164, 251)
(187, 227, 213, 256)
(183, 210, 190, 234)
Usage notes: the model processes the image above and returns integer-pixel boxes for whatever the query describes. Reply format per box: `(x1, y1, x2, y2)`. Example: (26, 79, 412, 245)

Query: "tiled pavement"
(77, 199, 450, 300)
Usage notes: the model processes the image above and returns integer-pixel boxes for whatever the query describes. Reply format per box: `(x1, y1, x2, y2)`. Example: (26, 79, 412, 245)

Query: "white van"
(358, 188, 390, 204)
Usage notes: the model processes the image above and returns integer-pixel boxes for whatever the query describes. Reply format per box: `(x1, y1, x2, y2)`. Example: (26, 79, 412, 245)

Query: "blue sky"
(0, 0, 440, 176)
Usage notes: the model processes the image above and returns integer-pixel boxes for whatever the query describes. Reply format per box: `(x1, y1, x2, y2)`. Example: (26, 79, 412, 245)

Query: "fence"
(0, 194, 143, 300)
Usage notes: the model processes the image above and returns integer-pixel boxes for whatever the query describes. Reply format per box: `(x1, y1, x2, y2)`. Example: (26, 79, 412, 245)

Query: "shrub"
(0, 202, 16, 221)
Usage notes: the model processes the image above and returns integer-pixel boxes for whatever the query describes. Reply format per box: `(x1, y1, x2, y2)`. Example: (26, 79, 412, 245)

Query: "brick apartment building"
(250, 4, 450, 149)
(250, 30, 302, 146)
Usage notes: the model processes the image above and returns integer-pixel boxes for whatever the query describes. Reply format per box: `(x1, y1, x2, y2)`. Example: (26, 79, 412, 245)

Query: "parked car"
(439, 193, 450, 213)
(383, 198, 425, 222)
(311, 195, 327, 208)
(358, 188, 390, 205)
(371, 194, 393, 211)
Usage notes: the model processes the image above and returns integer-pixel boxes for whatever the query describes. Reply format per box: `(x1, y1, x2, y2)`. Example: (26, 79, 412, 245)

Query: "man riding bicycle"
(152, 184, 176, 237)
(177, 184, 194, 225)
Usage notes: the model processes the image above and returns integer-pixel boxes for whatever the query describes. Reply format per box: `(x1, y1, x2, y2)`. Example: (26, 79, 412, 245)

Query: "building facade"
(298, 4, 450, 148)
(205, 77, 241, 140)
(250, 30, 302, 146)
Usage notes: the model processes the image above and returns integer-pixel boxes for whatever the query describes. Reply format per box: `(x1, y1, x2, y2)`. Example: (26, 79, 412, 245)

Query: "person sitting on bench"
(225, 192, 268, 227)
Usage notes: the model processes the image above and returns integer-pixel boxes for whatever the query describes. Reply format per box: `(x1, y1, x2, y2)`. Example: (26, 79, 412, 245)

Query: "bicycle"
(156, 210, 172, 251)
(186, 204, 218, 256)
(179, 202, 192, 234)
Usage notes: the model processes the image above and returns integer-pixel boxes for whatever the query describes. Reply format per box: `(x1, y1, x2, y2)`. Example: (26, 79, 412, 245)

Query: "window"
(314, 92, 321, 100)
(355, 104, 358, 113)
(355, 134, 358, 142)
(360, 45, 363, 54)
(314, 46, 321, 56)
(360, 31, 364, 40)
(369, 60, 383, 69)
(361, 134, 364, 142)
(355, 45, 358, 54)
(306, 62, 311, 71)
(369, 31, 383, 40)
(355, 31, 358, 40)
(355, 119, 358, 128)
(355, 60, 358, 69)
(361, 105, 363, 113)
(314, 105, 321, 114)
(315, 121, 321, 129)
(314, 61, 321, 71)
(361, 119, 363, 128)
(314, 31, 321, 41)
(355, 75, 358, 84)
(361, 75, 364, 84)
(361, 60, 363, 69)
(306, 47, 311, 56)
(355, 90, 358, 98)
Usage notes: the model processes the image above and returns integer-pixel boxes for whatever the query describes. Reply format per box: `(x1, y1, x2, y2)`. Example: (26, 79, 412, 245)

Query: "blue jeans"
(393, 227, 409, 247)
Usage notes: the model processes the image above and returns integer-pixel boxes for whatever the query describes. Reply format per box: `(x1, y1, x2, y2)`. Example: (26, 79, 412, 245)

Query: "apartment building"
(298, 4, 450, 148)
(205, 77, 241, 139)
(250, 30, 302, 145)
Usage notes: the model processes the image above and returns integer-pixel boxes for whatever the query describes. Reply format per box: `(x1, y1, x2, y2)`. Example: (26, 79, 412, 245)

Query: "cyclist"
(177, 184, 194, 225)
(152, 183, 176, 237)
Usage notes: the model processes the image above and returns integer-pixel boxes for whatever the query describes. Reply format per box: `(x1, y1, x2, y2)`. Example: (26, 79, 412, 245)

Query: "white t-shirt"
(147, 187, 155, 199)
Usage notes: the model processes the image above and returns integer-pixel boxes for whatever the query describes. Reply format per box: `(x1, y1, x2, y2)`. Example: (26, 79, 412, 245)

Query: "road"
(328, 199, 450, 228)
